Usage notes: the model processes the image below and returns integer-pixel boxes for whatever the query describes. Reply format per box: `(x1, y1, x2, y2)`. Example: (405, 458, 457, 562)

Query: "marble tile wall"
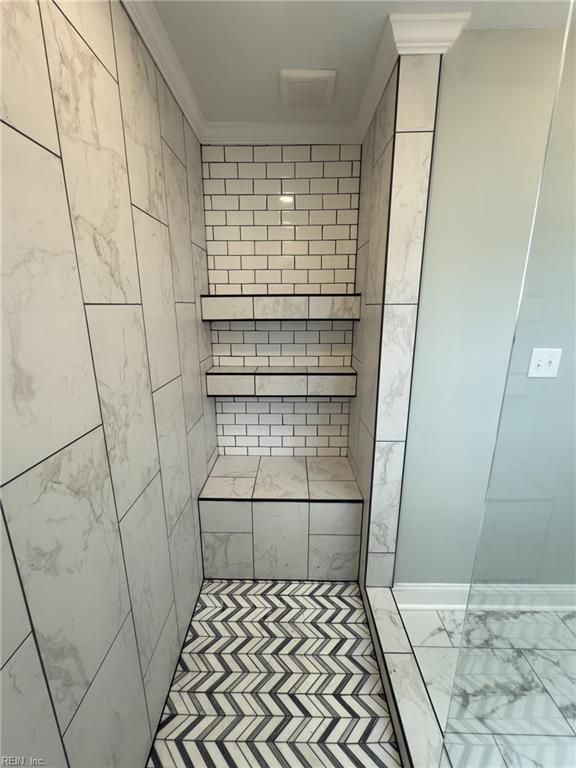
(348, 55, 441, 587)
(202, 144, 360, 295)
(0, 2, 215, 764)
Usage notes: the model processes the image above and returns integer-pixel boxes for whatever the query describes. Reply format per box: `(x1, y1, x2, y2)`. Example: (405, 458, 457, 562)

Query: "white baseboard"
(393, 583, 576, 611)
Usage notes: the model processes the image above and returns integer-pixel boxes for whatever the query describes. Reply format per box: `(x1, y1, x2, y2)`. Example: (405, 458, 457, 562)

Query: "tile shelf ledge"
(205, 365, 357, 397)
(201, 293, 361, 321)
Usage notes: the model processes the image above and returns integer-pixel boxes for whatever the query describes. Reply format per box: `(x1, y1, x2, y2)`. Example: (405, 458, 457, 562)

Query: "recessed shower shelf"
(205, 365, 357, 397)
(201, 293, 361, 321)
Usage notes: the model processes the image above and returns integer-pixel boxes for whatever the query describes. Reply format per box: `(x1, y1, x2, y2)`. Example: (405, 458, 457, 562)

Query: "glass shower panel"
(442, 7, 575, 768)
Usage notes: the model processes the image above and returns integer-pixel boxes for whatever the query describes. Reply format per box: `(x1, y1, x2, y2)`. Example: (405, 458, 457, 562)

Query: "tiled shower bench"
(199, 456, 363, 581)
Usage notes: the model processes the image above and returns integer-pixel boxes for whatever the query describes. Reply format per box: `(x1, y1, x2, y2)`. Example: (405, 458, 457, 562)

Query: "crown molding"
(389, 12, 470, 55)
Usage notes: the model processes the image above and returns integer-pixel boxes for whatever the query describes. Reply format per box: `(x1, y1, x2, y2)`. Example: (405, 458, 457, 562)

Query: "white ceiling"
(152, 0, 568, 138)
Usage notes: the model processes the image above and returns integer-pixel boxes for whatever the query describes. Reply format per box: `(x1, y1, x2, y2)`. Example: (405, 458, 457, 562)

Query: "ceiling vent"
(280, 69, 336, 110)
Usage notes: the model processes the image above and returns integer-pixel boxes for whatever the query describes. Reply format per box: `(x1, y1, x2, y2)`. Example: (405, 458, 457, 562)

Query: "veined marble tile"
(462, 610, 576, 651)
(307, 457, 355, 482)
(366, 553, 395, 587)
(54, 0, 116, 77)
(358, 305, 383, 431)
(256, 373, 307, 396)
(153, 377, 191, 532)
(438, 610, 466, 648)
(184, 121, 206, 249)
(524, 649, 576, 731)
(200, 500, 252, 533)
(309, 481, 362, 502)
(366, 142, 393, 305)
(1, 517, 30, 667)
(357, 119, 374, 249)
(376, 304, 417, 442)
(414, 646, 459, 728)
(63, 616, 151, 767)
(309, 534, 360, 580)
(370, 441, 404, 553)
(2, 428, 130, 730)
(254, 296, 308, 319)
(163, 140, 196, 301)
(559, 611, 576, 637)
(206, 373, 255, 396)
(401, 610, 453, 648)
(43, 2, 140, 304)
(0, 1, 58, 153)
(120, 475, 174, 673)
(200, 359, 218, 461)
(112, 2, 166, 222)
(195, 294, 212, 365)
(384, 651, 444, 768)
(446, 648, 573, 736)
(87, 305, 159, 516)
(144, 603, 180, 731)
(202, 296, 253, 321)
(192, 243, 209, 297)
(201, 476, 255, 500)
(366, 588, 411, 652)
(308, 295, 361, 319)
(157, 73, 185, 163)
(187, 417, 208, 500)
(373, 64, 398, 166)
(494, 735, 576, 767)
(1, 124, 100, 484)
(211, 456, 260, 478)
(202, 532, 253, 579)
(441, 734, 507, 768)
(1, 635, 67, 767)
(396, 55, 440, 132)
(176, 303, 203, 431)
(307, 373, 356, 397)
(385, 132, 433, 304)
(253, 457, 308, 499)
(253, 502, 308, 579)
(134, 207, 179, 389)
(309, 502, 362, 535)
(169, 499, 203, 642)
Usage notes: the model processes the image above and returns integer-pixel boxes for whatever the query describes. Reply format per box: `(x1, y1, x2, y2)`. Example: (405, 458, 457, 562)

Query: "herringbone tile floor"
(148, 580, 401, 767)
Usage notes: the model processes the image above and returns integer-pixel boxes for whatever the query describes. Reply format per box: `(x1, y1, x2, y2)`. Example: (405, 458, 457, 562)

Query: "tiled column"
(366, 54, 441, 586)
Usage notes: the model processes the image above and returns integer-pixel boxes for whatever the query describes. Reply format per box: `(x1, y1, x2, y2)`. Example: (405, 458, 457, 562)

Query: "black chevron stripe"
(181, 634, 375, 657)
(193, 605, 367, 624)
(187, 619, 370, 639)
(201, 580, 360, 598)
(197, 593, 364, 611)
(177, 650, 378, 674)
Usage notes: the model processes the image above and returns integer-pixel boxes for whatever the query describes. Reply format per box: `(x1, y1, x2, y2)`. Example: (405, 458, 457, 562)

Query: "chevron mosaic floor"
(149, 580, 401, 767)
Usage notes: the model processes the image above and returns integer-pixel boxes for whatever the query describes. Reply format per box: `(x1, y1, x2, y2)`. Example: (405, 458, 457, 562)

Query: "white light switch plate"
(528, 348, 562, 378)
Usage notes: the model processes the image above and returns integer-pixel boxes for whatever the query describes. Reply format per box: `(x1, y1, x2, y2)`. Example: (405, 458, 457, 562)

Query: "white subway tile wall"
(202, 145, 361, 295)
(215, 398, 350, 456)
(211, 320, 353, 367)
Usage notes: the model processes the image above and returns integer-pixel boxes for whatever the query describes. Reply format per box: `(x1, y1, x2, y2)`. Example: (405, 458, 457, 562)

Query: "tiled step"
(205, 365, 357, 397)
(198, 456, 363, 581)
(201, 294, 361, 321)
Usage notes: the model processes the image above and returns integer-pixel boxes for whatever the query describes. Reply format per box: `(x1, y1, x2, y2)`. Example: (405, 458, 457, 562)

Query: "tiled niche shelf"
(201, 293, 361, 321)
(199, 456, 363, 580)
(205, 365, 357, 397)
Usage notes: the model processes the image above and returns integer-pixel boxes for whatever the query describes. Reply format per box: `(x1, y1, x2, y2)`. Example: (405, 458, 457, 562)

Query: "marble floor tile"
(462, 610, 576, 651)
(87, 305, 159, 517)
(253, 502, 308, 579)
(153, 377, 192, 532)
(201, 476, 255, 499)
(440, 734, 506, 768)
(446, 648, 573, 736)
(308, 534, 360, 580)
(134, 207, 179, 390)
(438, 610, 466, 647)
(366, 588, 411, 652)
(523, 649, 576, 732)
(1, 635, 67, 767)
(0, 1, 59, 152)
(202, 533, 254, 579)
(120, 475, 174, 673)
(2, 428, 130, 730)
(64, 617, 151, 767)
(414, 646, 459, 728)
(144, 604, 180, 732)
(253, 457, 308, 499)
(306, 456, 355, 482)
(2, 124, 100, 484)
(112, 2, 166, 222)
(559, 611, 576, 637)
(308, 480, 363, 501)
(400, 610, 453, 647)
(384, 652, 444, 768)
(43, 1, 139, 304)
(211, 456, 261, 478)
(495, 735, 576, 767)
(169, 499, 203, 643)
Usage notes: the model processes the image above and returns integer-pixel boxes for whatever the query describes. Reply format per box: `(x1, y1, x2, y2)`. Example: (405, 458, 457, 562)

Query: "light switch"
(528, 348, 562, 378)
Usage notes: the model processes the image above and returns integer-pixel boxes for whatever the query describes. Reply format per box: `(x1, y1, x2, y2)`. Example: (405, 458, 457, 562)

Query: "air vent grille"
(280, 69, 336, 109)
